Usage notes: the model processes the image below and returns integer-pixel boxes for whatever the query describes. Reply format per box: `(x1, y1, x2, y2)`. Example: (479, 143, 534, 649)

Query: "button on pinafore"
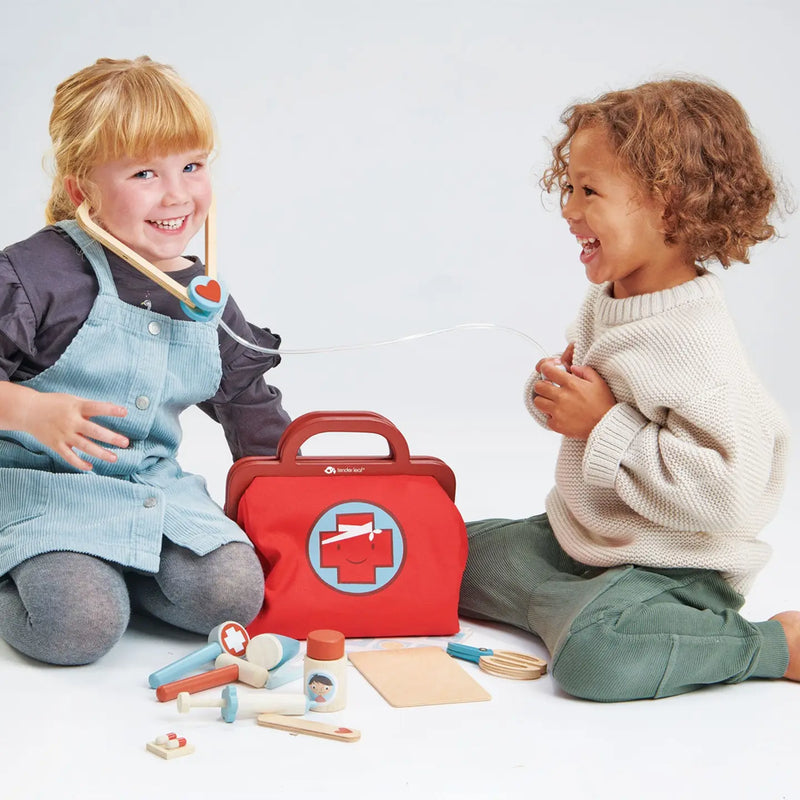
(0, 221, 250, 576)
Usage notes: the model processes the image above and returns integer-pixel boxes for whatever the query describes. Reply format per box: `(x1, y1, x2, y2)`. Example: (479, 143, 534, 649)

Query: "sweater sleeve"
(523, 333, 578, 430)
(0, 252, 37, 382)
(199, 377, 290, 460)
(583, 383, 787, 533)
(523, 368, 551, 430)
(197, 300, 291, 459)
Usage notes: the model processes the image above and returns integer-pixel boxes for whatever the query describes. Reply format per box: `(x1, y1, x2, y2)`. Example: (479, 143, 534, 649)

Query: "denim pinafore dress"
(0, 221, 249, 576)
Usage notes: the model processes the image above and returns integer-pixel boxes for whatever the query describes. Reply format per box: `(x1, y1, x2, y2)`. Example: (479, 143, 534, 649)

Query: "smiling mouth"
(148, 216, 187, 231)
(577, 235, 600, 256)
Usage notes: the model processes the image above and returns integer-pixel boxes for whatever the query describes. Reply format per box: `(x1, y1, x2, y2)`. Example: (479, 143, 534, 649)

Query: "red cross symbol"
(220, 621, 249, 656)
(319, 512, 394, 584)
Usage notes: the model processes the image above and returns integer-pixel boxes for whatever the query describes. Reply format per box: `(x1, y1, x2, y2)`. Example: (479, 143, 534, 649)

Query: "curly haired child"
(0, 57, 290, 666)
(459, 78, 798, 701)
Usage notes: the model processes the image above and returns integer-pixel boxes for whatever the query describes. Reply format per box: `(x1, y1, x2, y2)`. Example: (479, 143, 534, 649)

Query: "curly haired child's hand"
(534, 343, 575, 376)
(559, 342, 575, 371)
(533, 359, 616, 440)
(22, 391, 129, 471)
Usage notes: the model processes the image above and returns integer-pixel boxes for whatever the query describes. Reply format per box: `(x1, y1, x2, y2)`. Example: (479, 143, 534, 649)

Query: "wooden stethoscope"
(74, 199, 227, 321)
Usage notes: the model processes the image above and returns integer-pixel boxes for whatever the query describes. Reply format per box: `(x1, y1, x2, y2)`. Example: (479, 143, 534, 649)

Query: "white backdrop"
(3, 6, 800, 799)
(2, 0, 798, 520)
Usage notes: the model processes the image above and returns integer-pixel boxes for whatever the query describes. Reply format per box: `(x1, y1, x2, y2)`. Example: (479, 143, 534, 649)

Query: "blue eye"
(134, 169, 155, 180)
(184, 162, 204, 173)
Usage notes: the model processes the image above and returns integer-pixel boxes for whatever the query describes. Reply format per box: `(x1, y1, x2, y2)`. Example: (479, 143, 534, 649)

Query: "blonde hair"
(541, 79, 777, 267)
(46, 56, 216, 223)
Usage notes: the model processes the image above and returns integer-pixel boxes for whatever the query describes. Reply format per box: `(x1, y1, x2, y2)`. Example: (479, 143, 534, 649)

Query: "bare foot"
(770, 611, 800, 680)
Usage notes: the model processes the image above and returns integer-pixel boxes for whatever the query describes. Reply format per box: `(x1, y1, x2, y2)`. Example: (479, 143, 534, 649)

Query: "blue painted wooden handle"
(148, 642, 223, 688)
(446, 642, 495, 664)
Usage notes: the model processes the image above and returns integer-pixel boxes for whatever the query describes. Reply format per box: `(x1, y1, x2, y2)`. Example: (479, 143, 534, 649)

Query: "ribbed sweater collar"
(594, 270, 721, 326)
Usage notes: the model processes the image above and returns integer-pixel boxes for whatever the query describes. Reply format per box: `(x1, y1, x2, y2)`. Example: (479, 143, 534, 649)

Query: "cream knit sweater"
(525, 271, 789, 595)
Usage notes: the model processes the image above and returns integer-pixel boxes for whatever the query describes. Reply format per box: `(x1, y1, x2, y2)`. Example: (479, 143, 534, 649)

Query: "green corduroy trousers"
(458, 514, 788, 701)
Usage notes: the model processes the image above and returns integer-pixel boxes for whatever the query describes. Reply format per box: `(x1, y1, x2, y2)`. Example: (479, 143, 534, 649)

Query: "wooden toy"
(446, 643, 547, 680)
(265, 664, 304, 689)
(146, 733, 195, 760)
(148, 620, 250, 688)
(75, 198, 227, 322)
(215, 652, 269, 688)
(245, 633, 300, 671)
(304, 629, 347, 712)
(155, 663, 240, 702)
(257, 714, 361, 743)
(176, 685, 308, 723)
(181, 275, 228, 322)
(348, 646, 491, 708)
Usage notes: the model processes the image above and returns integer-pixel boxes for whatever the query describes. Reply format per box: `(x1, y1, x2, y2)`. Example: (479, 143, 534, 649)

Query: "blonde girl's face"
(561, 126, 696, 298)
(85, 150, 212, 272)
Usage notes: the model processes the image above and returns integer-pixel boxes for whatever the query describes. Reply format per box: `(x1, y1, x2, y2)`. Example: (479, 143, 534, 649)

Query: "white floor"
(3, 409, 799, 800)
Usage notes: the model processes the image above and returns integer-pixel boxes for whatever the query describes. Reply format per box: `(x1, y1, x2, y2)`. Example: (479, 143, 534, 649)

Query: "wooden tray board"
(349, 646, 491, 707)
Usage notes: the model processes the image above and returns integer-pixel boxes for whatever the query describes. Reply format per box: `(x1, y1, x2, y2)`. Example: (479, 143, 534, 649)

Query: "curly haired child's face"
(562, 126, 696, 298)
(84, 150, 212, 272)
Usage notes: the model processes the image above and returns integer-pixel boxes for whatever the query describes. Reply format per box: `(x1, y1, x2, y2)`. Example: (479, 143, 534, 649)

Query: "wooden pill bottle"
(304, 629, 347, 712)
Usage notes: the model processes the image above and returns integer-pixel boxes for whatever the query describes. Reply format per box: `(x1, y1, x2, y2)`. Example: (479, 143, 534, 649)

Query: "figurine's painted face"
(310, 679, 331, 696)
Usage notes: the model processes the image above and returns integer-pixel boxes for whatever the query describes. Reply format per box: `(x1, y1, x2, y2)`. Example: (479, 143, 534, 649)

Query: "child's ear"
(63, 176, 85, 208)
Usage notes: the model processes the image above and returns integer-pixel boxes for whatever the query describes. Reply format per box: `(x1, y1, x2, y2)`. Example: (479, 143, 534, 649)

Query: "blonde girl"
(0, 57, 289, 665)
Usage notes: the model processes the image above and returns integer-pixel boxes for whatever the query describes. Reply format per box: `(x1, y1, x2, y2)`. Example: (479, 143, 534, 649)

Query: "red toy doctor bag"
(225, 411, 467, 639)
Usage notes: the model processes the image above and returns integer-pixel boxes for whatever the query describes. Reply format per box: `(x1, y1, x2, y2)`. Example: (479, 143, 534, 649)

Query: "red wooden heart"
(335, 728, 352, 734)
(196, 280, 221, 303)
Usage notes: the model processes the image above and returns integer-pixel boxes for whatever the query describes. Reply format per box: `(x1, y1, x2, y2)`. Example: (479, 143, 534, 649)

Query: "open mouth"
(577, 235, 600, 261)
(148, 216, 187, 231)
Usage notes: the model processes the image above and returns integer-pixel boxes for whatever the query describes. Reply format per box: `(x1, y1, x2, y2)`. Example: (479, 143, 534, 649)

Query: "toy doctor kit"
(72, 201, 552, 759)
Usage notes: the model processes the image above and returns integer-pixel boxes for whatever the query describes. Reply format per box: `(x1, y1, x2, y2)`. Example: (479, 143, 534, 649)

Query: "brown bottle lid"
(307, 629, 345, 660)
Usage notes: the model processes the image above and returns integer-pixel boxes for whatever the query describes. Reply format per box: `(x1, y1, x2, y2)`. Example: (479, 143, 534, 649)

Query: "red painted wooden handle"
(276, 411, 412, 465)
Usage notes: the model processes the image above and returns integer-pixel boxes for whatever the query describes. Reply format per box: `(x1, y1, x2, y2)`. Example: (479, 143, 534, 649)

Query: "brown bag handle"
(224, 410, 457, 520)
(276, 410, 412, 465)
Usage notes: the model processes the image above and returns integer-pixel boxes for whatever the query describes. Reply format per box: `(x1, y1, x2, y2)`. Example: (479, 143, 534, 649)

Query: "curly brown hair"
(541, 79, 777, 267)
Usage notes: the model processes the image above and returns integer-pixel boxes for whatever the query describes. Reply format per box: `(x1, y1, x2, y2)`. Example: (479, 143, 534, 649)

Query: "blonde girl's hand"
(23, 392, 129, 471)
(533, 361, 616, 440)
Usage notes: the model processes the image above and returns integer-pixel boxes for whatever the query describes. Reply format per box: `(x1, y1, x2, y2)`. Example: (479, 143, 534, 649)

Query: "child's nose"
(561, 193, 581, 222)
(161, 176, 190, 204)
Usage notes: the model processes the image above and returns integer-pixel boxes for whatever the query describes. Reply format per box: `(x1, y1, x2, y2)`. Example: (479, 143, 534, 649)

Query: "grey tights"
(0, 541, 264, 665)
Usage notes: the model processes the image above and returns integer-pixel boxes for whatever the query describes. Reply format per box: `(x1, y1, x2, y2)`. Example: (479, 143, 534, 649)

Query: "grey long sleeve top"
(0, 225, 290, 460)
